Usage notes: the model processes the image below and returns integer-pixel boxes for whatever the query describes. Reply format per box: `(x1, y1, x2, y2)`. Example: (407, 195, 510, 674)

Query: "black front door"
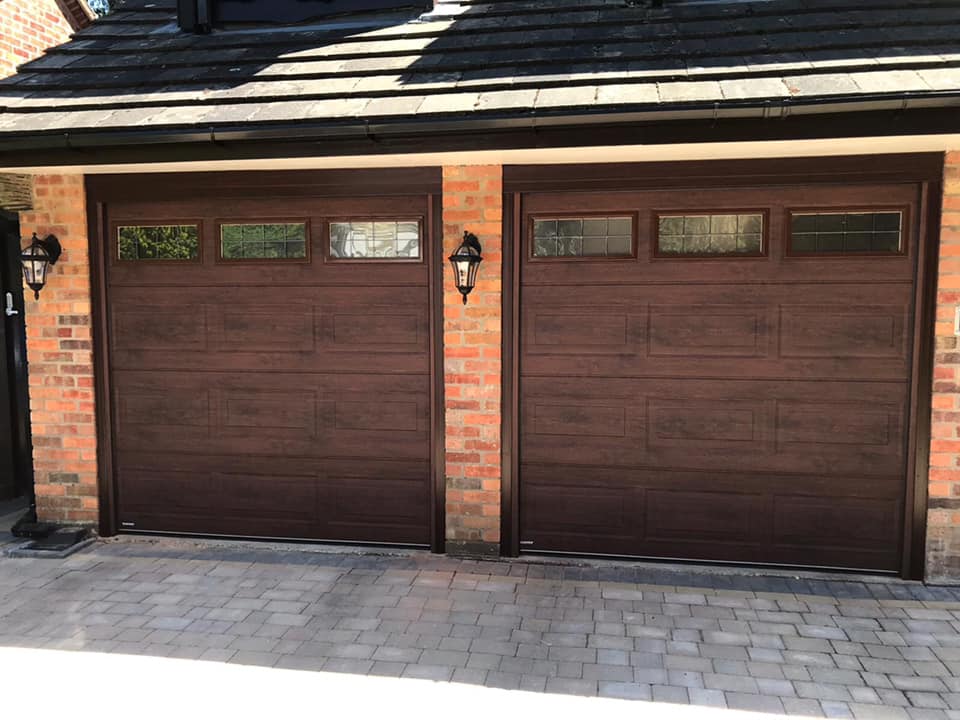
(0, 212, 31, 501)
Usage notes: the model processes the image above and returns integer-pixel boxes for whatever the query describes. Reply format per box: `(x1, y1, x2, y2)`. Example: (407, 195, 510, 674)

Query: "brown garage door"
(519, 181, 924, 572)
(98, 173, 438, 546)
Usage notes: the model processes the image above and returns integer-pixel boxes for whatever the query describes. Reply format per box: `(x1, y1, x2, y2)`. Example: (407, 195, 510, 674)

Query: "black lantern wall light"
(20, 233, 61, 300)
(448, 231, 483, 305)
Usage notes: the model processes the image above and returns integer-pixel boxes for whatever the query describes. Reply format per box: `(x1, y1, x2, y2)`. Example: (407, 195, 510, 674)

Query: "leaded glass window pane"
(531, 216, 634, 257)
(220, 223, 307, 260)
(329, 220, 421, 259)
(656, 213, 764, 256)
(790, 212, 903, 254)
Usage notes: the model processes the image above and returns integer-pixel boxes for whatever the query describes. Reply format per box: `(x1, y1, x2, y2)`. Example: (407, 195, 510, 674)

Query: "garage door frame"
(500, 154, 943, 579)
(87, 168, 446, 551)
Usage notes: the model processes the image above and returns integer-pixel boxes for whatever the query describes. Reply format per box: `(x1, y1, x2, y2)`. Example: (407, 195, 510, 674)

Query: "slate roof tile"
(535, 86, 599, 109)
(850, 69, 930, 94)
(657, 80, 724, 104)
(782, 72, 861, 97)
(595, 83, 659, 106)
(918, 68, 960, 92)
(719, 77, 790, 100)
(0, 0, 958, 142)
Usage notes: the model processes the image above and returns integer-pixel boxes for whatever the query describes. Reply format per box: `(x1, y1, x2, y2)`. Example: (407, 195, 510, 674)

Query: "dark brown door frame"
(87, 169, 446, 550)
(500, 154, 943, 580)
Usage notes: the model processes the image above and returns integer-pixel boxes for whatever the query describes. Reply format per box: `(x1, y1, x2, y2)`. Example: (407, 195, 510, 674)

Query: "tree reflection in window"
(118, 225, 199, 260)
(221, 223, 307, 260)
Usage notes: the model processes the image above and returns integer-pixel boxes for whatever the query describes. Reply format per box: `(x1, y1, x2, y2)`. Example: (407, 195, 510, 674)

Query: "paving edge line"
(82, 534, 948, 591)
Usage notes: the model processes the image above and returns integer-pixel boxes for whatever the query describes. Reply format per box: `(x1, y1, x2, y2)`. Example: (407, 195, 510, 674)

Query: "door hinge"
(4, 292, 18, 317)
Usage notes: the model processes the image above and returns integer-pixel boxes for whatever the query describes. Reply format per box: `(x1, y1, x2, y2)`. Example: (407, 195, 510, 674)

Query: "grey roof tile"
(0, 0, 958, 140)
(534, 86, 598, 109)
(719, 77, 789, 100)
(917, 68, 960, 92)
(476, 88, 538, 111)
(595, 83, 659, 106)
(416, 92, 479, 115)
(781, 73, 860, 97)
(657, 80, 724, 104)
(849, 69, 929, 94)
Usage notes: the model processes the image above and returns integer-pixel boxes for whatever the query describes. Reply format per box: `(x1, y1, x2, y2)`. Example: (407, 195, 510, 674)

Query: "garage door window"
(789, 211, 903, 255)
(531, 216, 634, 258)
(220, 222, 308, 260)
(656, 213, 764, 257)
(118, 224, 200, 261)
(329, 220, 421, 260)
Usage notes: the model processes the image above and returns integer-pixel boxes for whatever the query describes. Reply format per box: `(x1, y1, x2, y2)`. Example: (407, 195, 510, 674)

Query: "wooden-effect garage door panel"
(522, 377, 905, 477)
(117, 456, 429, 543)
(106, 193, 432, 545)
(522, 284, 913, 381)
(109, 286, 429, 375)
(521, 465, 902, 569)
(519, 183, 919, 571)
(113, 372, 428, 460)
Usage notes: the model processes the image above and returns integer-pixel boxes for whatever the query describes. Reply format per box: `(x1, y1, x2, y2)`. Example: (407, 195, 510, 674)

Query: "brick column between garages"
(928, 151, 960, 582)
(18, 174, 98, 526)
(442, 165, 503, 554)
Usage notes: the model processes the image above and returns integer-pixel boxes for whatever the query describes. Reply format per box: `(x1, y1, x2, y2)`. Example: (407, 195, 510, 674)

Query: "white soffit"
(4, 135, 960, 174)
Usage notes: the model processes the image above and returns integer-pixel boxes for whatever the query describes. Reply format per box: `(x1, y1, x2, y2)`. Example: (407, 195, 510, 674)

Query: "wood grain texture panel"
(648, 305, 767, 358)
(105, 191, 433, 545)
(518, 181, 919, 571)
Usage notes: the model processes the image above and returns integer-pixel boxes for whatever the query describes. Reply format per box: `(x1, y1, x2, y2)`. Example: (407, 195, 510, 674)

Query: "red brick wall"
(17, 175, 98, 525)
(0, 0, 76, 80)
(442, 165, 503, 553)
(928, 151, 960, 581)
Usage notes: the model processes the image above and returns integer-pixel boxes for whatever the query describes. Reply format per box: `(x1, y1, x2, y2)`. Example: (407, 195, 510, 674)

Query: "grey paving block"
(892, 676, 949, 693)
(228, 650, 280, 667)
(821, 701, 854, 718)
(908, 692, 951, 710)
(727, 692, 786, 714)
(796, 682, 854, 702)
(229, 636, 279, 653)
(545, 677, 598, 696)
(400, 663, 453, 681)
(599, 681, 653, 700)
(705, 672, 759, 694)
(783, 698, 826, 716)
(372, 646, 421, 663)
(419, 649, 469, 667)
(757, 678, 797, 697)
(652, 685, 689, 704)
(849, 704, 911, 720)
(686, 687, 726, 708)
(452, 668, 488, 686)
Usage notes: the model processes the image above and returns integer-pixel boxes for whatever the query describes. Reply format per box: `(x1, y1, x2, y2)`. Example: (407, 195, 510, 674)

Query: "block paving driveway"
(3, 539, 960, 718)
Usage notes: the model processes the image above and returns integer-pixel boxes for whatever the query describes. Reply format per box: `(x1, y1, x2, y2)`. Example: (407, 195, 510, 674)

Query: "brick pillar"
(929, 151, 960, 581)
(18, 174, 98, 526)
(442, 165, 503, 554)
